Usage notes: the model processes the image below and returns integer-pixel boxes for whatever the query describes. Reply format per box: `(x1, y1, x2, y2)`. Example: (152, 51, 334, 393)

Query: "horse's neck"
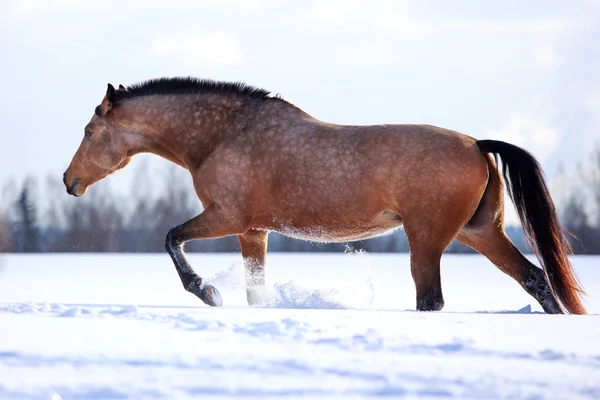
(123, 96, 247, 170)
(124, 96, 314, 169)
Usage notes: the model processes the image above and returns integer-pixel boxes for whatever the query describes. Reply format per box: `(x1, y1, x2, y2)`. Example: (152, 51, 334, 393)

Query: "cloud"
(535, 44, 563, 67)
(302, 0, 567, 36)
(9, 0, 82, 15)
(584, 91, 600, 117)
(484, 106, 563, 225)
(302, 0, 392, 25)
(581, 91, 600, 145)
(305, 0, 359, 24)
(486, 107, 560, 164)
(151, 31, 243, 68)
(375, 15, 566, 35)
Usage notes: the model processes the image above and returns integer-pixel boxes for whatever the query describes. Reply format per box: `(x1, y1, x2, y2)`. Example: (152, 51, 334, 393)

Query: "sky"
(1, 0, 599, 225)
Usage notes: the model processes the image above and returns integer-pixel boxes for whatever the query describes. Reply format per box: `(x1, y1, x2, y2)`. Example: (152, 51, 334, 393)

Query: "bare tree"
(0, 211, 12, 252)
(141, 164, 204, 251)
(561, 193, 597, 253)
(46, 177, 125, 252)
(589, 144, 600, 227)
(15, 179, 41, 252)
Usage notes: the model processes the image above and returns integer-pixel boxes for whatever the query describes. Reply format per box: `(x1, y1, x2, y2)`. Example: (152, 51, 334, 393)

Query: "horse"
(63, 77, 586, 314)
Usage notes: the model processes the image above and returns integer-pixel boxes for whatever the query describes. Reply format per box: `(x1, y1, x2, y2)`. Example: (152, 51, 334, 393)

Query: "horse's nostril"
(66, 178, 80, 195)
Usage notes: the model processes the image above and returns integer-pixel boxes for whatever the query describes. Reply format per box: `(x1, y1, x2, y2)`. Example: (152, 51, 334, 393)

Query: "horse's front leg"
(238, 230, 268, 306)
(164, 205, 246, 307)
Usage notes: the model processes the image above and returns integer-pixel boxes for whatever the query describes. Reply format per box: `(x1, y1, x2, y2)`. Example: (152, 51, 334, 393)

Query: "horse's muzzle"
(65, 177, 81, 197)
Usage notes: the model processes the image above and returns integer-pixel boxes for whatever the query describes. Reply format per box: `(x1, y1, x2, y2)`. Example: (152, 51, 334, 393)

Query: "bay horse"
(63, 77, 586, 314)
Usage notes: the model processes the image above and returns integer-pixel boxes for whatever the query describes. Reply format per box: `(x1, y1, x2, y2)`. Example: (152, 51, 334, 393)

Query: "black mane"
(116, 77, 274, 102)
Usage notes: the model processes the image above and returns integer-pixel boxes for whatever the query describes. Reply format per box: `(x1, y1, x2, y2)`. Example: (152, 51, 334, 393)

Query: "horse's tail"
(476, 139, 586, 315)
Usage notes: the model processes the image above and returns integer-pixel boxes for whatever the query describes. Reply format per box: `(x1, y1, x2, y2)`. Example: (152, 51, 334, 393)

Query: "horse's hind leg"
(404, 215, 468, 311)
(408, 241, 446, 311)
(455, 152, 562, 313)
(238, 230, 268, 306)
(456, 228, 561, 313)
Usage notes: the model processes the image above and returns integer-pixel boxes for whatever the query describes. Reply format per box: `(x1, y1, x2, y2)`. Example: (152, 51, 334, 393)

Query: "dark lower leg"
(165, 228, 198, 287)
(164, 206, 246, 306)
(410, 251, 445, 311)
(457, 231, 562, 314)
(238, 230, 268, 305)
(518, 259, 561, 314)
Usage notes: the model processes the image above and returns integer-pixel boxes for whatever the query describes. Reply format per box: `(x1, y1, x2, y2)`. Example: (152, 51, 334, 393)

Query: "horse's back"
(236, 121, 490, 238)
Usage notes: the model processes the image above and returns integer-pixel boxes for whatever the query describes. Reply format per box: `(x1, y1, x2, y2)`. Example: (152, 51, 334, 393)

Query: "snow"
(0, 252, 599, 399)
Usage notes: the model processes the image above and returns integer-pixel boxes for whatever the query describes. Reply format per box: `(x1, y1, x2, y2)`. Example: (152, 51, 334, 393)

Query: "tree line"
(1, 147, 599, 254)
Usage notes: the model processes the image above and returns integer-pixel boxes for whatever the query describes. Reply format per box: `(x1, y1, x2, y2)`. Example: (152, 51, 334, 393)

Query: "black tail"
(476, 139, 586, 314)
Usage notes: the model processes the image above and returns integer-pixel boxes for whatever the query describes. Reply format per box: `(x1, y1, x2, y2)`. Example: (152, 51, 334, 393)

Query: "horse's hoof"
(200, 284, 223, 307)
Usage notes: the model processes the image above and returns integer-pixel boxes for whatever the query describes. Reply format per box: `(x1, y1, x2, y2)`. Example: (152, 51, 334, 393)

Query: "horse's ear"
(106, 83, 116, 105)
(118, 84, 126, 91)
(98, 83, 116, 117)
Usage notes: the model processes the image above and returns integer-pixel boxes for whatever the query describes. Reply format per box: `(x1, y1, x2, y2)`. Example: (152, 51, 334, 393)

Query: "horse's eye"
(85, 130, 93, 139)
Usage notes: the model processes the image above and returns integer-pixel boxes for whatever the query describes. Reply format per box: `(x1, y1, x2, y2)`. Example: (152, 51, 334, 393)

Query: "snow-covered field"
(0, 252, 599, 399)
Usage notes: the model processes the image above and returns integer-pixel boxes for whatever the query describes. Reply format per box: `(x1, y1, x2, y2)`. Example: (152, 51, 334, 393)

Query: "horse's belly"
(274, 211, 403, 243)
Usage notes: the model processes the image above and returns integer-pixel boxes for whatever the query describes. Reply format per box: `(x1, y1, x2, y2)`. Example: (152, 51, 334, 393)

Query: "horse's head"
(63, 83, 133, 197)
